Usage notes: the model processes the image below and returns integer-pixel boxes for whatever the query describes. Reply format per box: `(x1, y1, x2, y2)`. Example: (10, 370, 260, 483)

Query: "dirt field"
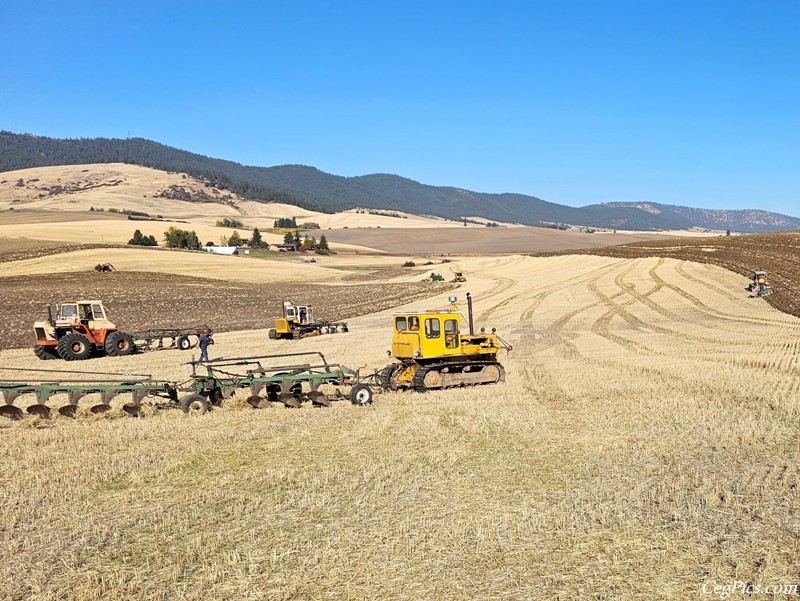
(2, 163, 799, 598)
(562, 230, 800, 318)
(323, 226, 670, 254)
(0, 271, 453, 349)
(1, 252, 799, 599)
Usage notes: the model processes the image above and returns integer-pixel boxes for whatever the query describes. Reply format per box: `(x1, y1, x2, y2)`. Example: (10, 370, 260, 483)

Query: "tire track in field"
(675, 260, 792, 327)
(517, 258, 628, 324)
(587, 263, 655, 353)
(614, 258, 680, 321)
(675, 261, 743, 303)
(651, 262, 789, 328)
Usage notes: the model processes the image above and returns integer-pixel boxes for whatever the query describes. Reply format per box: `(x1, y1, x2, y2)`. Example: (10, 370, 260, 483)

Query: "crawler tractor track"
(411, 361, 505, 391)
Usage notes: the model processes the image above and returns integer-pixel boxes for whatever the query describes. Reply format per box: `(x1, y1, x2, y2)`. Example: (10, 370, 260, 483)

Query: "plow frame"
(185, 351, 359, 407)
(0, 368, 177, 419)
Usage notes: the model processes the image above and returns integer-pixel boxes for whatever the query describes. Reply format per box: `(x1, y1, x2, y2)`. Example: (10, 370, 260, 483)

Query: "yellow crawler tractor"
(268, 301, 348, 340)
(377, 293, 512, 391)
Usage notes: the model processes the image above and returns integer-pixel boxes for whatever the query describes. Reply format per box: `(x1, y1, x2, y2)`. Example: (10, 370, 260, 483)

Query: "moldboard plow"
(0, 352, 373, 420)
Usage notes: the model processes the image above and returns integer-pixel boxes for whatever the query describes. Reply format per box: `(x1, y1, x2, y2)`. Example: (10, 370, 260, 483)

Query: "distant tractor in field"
(94, 263, 115, 272)
(268, 301, 348, 340)
(377, 293, 512, 391)
(749, 270, 774, 297)
(451, 272, 466, 283)
(33, 301, 135, 360)
(423, 272, 445, 282)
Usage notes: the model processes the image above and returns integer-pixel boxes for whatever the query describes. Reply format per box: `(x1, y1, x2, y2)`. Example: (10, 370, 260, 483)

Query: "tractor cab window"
(425, 318, 441, 339)
(298, 307, 308, 323)
(80, 305, 93, 320)
(92, 304, 104, 319)
(395, 317, 408, 331)
(444, 319, 459, 349)
(61, 305, 77, 319)
(408, 316, 420, 331)
(286, 307, 296, 319)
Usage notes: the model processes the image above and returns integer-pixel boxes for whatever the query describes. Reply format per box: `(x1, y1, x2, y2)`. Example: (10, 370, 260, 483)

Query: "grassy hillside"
(3, 131, 799, 232)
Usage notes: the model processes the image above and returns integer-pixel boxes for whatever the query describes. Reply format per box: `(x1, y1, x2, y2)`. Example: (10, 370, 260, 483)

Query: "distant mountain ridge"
(1, 131, 797, 232)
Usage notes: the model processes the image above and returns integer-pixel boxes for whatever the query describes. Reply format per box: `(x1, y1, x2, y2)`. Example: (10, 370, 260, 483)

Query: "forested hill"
(2, 131, 798, 232)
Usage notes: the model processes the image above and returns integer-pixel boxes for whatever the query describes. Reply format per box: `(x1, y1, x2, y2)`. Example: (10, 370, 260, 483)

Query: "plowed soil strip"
(0, 271, 455, 349)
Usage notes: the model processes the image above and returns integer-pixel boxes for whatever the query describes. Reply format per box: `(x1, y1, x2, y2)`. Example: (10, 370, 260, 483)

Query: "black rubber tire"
(33, 344, 59, 360)
(180, 394, 209, 415)
(105, 331, 135, 356)
(57, 333, 93, 361)
(349, 383, 373, 406)
(176, 335, 192, 351)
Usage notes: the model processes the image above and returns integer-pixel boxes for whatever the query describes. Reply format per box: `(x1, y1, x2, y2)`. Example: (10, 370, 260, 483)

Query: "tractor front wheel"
(33, 344, 59, 360)
(105, 331, 135, 356)
(57, 333, 93, 361)
(176, 335, 192, 351)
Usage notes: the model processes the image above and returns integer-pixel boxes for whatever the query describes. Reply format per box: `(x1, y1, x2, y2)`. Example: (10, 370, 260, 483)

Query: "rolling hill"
(2, 131, 798, 232)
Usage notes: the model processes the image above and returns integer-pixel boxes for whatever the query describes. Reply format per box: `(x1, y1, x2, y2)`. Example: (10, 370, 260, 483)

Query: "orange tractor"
(33, 301, 135, 361)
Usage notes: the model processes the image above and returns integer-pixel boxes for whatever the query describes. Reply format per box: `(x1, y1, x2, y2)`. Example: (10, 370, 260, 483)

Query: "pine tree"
(251, 228, 263, 248)
(283, 232, 295, 244)
(316, 234, 330, 254)
(228, 231, 244, 246)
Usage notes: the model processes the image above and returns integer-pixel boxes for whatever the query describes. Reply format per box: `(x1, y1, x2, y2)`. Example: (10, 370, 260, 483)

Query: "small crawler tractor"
(33, 301, 135, 361)
(749, 270, 774, 297)
(268, 301, 348, 340)
(376, 293, 512, 391)
(451, 272, 466, 283)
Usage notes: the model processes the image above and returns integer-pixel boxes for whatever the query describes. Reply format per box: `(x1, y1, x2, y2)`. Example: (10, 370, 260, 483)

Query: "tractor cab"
(749, 270, 774, 297)
(56, 301, 110, 327)
(391, 295, 508, 362)
(282, 301, 313, 325)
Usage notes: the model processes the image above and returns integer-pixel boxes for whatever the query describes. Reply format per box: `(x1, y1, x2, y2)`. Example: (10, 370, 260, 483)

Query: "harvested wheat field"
(1, 252, 799, 599)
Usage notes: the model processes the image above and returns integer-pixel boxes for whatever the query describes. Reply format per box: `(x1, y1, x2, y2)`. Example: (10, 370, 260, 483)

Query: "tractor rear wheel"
(33, 344, 59, 360)
(105, 331, 135, 356)
(57, 333, 93, 361)
(176, 335, 191, 351)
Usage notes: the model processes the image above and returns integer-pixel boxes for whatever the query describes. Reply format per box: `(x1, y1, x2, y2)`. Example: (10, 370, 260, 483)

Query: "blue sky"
(2, 1, 798, 216)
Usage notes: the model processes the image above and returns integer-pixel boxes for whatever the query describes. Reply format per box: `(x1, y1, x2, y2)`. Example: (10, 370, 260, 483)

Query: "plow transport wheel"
(349, 384, 373, 406)
(180, 394, 209, 415)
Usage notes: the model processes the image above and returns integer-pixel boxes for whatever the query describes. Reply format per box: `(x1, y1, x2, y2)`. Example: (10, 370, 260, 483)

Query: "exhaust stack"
(466, 292, 474, 335)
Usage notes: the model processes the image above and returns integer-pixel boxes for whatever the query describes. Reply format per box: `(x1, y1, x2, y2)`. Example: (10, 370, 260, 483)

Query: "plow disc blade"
(307, 391, 330, 407)
(58, 405, 77, 418)
(0, 405, 23, 420)
(122, 404, 141, 417)
(246, 395, 268, 409)
(90, 404, 112, 415)
(278, 392, 302, 408)
(26, 404, 51, 419)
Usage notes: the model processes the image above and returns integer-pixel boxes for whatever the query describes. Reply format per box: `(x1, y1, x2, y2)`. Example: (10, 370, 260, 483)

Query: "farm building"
(202, 246, 239, 256)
